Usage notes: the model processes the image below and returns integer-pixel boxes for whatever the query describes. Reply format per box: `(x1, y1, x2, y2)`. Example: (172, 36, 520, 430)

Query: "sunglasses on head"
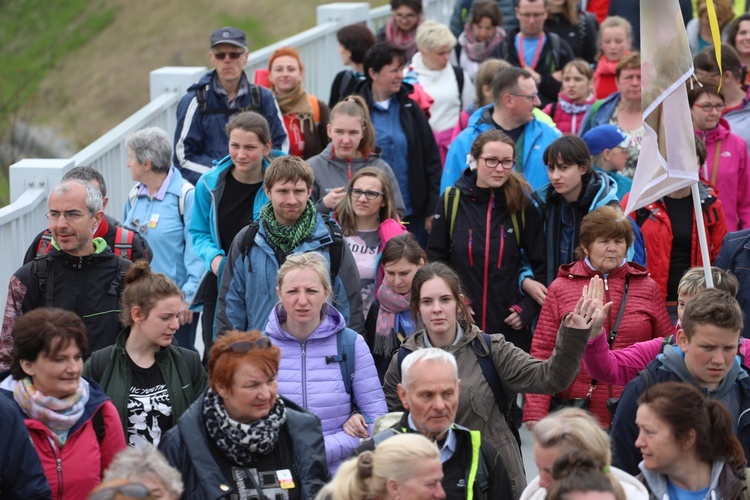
(223, 337, 273, 354)
(213, 51, 244, 60)
(88, 483, 152, 500)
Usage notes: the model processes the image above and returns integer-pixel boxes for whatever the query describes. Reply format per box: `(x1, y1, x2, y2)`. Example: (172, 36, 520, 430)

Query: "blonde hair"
(415, 20, 456, 52)
(598, 16, 632, 60)
(277, 252, 332, 297)
(316, 434, 441, 500)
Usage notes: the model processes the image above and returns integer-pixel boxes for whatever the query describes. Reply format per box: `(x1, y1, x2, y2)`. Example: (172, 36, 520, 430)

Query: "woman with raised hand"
(0, 308, 126, 499)
(83, 260, 206, 449)
(268, 47, 330, 159)
(308, 95, 405, 217)
(190, 111, 283, 360)
(159, 329, 330, 499)
(636, 382, 749, 499)
(265, 252, 387, 472)
(334, 167, 408, 317)
(383, 261, 607, 498)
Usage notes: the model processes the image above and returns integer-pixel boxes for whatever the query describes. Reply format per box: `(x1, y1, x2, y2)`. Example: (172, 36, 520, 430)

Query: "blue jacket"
(173, 70, 288, 185)
(716, 229, 750, 338)
(442, 105, 561, 194)
(215, 211, 365, 335)
(159, 392, 330, 500)
(578, 92, 620, 137)
(265, 303, 387, 471)
(124, 167, 204, 303)
(0, 392, 51, 499)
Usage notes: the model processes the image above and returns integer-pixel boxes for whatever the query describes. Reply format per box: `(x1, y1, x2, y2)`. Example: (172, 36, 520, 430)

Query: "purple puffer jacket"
(265, 303, 387, 471)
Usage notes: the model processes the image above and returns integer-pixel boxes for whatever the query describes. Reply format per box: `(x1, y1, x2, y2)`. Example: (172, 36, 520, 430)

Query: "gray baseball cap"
(210, 27, 247, 49)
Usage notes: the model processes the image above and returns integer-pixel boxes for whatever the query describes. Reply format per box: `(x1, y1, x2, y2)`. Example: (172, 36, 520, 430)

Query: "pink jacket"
(542, 93, 597, 136)
(697, 118, 750, 230)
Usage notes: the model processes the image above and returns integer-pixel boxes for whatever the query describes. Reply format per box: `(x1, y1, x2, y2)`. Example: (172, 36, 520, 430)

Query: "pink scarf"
(460, 23, 505, 62)
(374, 280, 411, 356)
(385, 16, 421, 60)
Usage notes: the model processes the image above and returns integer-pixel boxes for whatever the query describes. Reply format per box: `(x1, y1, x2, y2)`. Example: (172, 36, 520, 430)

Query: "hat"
(210, 27, 247, 49)
(582, 124, 628, 155)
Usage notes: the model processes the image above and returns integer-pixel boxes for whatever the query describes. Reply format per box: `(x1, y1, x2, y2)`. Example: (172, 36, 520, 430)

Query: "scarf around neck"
(274, 83, 315, 132)
(260, 198, 317, 253)
(374, 280, 411, 356)
(203, 389, 287, 467)
(460, 23, 505, 62)
(13, 376, 90, 446)
(385, 15, 421, 60)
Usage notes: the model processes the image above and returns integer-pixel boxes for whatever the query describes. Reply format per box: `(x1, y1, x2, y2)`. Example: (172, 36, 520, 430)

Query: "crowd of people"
(6, 0, 750, 499)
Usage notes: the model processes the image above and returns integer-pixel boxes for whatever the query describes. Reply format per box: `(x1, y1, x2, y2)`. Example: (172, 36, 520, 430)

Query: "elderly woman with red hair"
(268, 47, 330, 159)
(159, 330, 330, 499)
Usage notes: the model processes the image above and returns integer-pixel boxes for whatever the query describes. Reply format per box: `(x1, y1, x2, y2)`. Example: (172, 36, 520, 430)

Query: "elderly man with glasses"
(173, 26, 289, 186)
(0, 179, 134, 369)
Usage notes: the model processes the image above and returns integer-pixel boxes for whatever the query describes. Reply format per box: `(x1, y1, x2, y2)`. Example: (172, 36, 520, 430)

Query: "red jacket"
(21, 396, 125, 500)
(621, 184, 728, 301)
(524, 260, 672, 428)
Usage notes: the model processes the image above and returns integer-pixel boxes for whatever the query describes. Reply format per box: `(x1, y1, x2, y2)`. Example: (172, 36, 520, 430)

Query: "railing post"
(149, 67, 207, 101)
(316, 3, 371, 25)
(9, 159, 73, 204)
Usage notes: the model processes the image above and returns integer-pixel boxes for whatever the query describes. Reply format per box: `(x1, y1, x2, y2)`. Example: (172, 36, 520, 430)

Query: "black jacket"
(159, 392, 330, 500)
(357, 412, 513, 500)
(544, 11, 599, 64)
(356, 81, 442, 219)
(427, 169, 546, 351)
(490, 28, 575, 107)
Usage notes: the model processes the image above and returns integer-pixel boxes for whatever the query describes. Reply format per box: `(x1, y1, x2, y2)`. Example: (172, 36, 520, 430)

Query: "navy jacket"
(715, 229, 750, 338)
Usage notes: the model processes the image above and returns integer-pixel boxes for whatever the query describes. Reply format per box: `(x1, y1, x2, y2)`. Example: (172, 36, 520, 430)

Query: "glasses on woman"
(693, 101, 725, 112)
(349, 187, 384, 200)
(479, 157, 515, 169)
(224, 337, 273, 354)
(88, 483, 152, 500)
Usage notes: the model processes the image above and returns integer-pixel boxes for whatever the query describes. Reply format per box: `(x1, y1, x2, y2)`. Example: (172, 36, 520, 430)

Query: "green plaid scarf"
(260, 199, 317, 253)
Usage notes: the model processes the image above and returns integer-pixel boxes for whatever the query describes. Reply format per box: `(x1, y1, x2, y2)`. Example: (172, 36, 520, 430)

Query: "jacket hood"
(537, 169, 618, 213)
(659, 345, 745, 403)
(697, 117, 732, 143)
(557, 258, 650, 280)
(639, 458, 726, 499)
(401, 323, 482, 353)
(265, 302, 347, 343)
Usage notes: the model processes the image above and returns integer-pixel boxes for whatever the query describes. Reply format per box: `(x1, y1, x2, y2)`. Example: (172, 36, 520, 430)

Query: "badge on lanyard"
(276, 469, 295, 489)
(148, 213, 160, 229)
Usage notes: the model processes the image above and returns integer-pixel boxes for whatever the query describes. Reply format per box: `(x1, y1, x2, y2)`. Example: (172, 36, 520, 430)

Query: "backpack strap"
(307, 95, 321, 123)
(638, 368, 656, 392)
(197, 83, 262, 116)
(322, 215, 344, 282)
(510, 211, 524, 249)
(588, 99, 604, 128)
(451, 65, 464, 108)
(34, 255, 55, 307)
(548, 32, 561, 70)
(327, 328, 357, 397)
(113, 227, 135, 260)
(178, 181, 194, 220)
(93, 408, 106, 445)
(444, 187, 461, 238)
(473, 333, 507, 413)
(240, 221, 262, 273)
(36, 230, 54, 257)
(89, 346, 117, 387)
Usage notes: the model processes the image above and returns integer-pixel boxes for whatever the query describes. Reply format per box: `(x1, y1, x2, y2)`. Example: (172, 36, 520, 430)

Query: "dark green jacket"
(83, 328, 207, 435)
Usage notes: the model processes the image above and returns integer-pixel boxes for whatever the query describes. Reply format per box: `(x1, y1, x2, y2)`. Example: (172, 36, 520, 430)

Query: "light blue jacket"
(124, 167, 203, 303)
(215, 211, 365, 335)
(441, 104, 561, 194)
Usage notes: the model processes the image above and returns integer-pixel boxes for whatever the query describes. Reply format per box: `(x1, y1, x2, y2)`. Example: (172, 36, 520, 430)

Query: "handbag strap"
(607, 275, 630, 347)
(711, 140, 722, 186)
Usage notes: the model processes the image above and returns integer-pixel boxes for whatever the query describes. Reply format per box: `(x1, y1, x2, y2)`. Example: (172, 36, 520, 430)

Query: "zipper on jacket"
(301, 343, 308, 409)
(497, 226, 505, 269)
(603, 277, 613, 332)
(468, 229, 475, 266)
(481, 191, 494, 330)
(46, 435, 63, 500)
(347, 158, 353, 181)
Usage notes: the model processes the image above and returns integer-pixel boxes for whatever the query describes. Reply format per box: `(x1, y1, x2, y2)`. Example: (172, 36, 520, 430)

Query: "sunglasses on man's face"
(213, 51, 244, 60)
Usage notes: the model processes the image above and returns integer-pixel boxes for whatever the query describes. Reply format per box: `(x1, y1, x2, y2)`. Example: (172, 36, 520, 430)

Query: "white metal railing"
(0, 1, 454, 308)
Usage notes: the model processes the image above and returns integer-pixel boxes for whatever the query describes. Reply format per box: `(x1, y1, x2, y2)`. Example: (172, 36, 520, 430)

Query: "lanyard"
(518, 34, 545, 70)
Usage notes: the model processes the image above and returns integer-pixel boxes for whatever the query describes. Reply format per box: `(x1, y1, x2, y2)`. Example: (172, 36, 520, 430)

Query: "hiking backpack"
(36, 226, 136, 261)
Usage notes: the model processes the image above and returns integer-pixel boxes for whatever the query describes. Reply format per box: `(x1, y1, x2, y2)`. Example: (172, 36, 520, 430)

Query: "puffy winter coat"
(308, 142, 405, 216)
(428, 168, 546, 350)
(442, 104, 561, 194)
(525, 260, 672, 428)
(542, 92, 597, 136)
(0, 374, 126, 500)
(265, 303, 386, 471)
(696, 118, 750, 230)
(622, 182, 728, 301)
(382, 322, 592, 499)
(173, 70, 288, 185)
(159, 392, 330, 500)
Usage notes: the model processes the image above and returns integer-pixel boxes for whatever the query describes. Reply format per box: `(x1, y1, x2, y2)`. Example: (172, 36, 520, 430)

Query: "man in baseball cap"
(583, 124, 632, 199)
(210, 26, 247, 49)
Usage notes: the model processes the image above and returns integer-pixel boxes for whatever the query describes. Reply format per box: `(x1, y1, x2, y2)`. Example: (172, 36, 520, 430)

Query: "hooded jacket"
(638, 459, 747, 500)
(427, 168, 546, 348)
(611, 345, 750, 476)
(173, 70, 288, 185)
(159, 392, 330, 500)
(442, 104, 562, 194)
(0, 239, 132, 369)
(716, 229, 750, 338)
(265, 303, 386, 471)
(0, 374, 126, 500)
(533, 169, 619, 284)
(578, 91, 620, 136)
(521, 465, 649, 500)
(215, 211, 365, 335)
(82, 328, 207, 439)
(724, 91, 750, 153)
(696, 117, 750, 230)
(382, 322, 592, 499)
(525, 260, 672, 428)
(356, 81, 442, 219)
(308, 142, 406, 216)
(623, 182, 728, 301)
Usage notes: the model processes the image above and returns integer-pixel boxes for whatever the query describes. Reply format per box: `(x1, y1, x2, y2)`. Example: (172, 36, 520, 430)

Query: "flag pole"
(691, 182, 714, 288)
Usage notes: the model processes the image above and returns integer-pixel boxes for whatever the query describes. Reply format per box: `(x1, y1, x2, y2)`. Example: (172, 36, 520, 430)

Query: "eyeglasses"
(510, 92, 540, 102)
(213, 51, 244, 60)
(479, 157, 515, 169)
(694, 101, 725, 112)
(517, 12, 546, 19)
(349, 187, 384, 200)
(223, 337, 273, 355)
(46, 210, 88, 221)
(393, 13, 418, 20)
(88, 483, 152, 500)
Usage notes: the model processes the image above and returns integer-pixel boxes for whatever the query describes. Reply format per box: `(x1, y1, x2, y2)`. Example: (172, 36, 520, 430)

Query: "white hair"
(400, 347, 458, 388)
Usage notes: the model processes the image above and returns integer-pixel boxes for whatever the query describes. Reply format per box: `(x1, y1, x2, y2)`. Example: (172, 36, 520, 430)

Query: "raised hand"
(563, 277, 612, 331)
